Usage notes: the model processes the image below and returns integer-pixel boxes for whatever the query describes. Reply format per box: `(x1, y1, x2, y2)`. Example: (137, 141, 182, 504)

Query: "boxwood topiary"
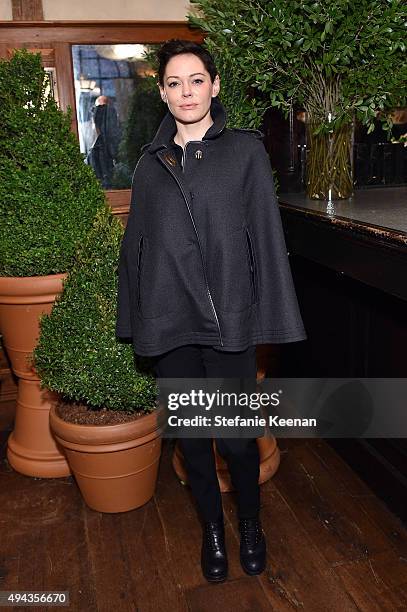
(33, 203, 158, 414)
(0, 49, 106, 277)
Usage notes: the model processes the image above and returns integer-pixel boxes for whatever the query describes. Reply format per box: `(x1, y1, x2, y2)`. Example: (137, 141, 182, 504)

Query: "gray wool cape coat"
(116, 96, 306, 356)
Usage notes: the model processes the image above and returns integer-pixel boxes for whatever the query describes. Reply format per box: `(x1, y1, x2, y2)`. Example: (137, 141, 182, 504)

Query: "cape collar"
(146, 96, 227, 154)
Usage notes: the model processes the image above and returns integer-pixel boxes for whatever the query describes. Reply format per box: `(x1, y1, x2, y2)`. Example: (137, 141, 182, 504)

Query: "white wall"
(0, 0, 193, 22)
(43, 0, 191, 21)
(0, 0, 12, 20)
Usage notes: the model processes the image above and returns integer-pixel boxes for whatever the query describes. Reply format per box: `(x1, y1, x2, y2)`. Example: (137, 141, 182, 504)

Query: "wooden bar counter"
(277, 185, 407, 523)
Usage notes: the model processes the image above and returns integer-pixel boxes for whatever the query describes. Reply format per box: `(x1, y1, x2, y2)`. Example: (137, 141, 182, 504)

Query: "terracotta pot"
(172, 435, 280, 493)
(49, 404, 166, 513)
(0, 273, 70, 477)
(0, 274, 66, 378)
(7, 379, 71, 477)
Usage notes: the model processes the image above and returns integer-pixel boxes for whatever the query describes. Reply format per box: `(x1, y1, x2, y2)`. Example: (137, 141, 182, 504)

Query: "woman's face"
(159, 53, 220, 125)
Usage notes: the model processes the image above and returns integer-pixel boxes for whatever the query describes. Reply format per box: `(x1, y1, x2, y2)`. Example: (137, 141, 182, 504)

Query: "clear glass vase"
(306, 120, 354, 200)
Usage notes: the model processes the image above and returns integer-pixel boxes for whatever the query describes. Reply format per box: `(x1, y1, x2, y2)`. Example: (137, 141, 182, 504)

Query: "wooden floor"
(1, 403, 407, 612)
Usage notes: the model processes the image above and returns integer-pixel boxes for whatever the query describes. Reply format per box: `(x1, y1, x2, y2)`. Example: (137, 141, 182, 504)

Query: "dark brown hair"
(157, 39, 218, 86)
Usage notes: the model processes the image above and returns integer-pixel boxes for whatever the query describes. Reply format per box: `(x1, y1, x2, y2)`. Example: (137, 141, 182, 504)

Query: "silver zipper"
(158, 147, 223, 346)
(181, 146, 186, 171)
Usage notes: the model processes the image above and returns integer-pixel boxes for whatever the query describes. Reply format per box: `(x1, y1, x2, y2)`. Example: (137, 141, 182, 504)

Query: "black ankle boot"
(239, 517, 266, 575)
(201, 519, 228, 582)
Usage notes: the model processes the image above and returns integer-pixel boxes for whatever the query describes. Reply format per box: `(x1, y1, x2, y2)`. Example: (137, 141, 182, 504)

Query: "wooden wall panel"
(7, 45, 54, 65)
(53, 41, 77, 135)
(12, 0, 43, 21)
(0, 22, 203, 44)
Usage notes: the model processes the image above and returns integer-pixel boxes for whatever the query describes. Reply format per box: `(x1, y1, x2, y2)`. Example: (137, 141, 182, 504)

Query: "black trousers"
(152, 344, 260, 522)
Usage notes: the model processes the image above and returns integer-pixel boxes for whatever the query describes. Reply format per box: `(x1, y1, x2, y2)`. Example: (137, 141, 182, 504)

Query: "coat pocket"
(136, 237, 187, 319)
(136, 235, 144, 311)
(210, 227, 254, 313)
(245, 228, 258, 304)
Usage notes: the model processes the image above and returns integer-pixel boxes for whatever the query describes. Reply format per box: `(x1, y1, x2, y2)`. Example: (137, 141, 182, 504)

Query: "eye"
(193, 79, 204, 84)
(168, 81, 178, 88)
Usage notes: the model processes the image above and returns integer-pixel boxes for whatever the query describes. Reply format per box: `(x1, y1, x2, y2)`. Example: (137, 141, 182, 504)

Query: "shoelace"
(204, 522, 225, 552)
(239, 519, 263, 547)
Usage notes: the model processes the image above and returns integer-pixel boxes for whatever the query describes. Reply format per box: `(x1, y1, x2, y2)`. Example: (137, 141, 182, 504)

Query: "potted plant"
(189, 0, 407, 199)
(33, 205, 164, 513)
(0, 49, 106, 476)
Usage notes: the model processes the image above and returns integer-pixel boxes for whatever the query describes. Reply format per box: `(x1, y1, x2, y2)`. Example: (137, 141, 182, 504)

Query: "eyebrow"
(166, 72, 206, 80)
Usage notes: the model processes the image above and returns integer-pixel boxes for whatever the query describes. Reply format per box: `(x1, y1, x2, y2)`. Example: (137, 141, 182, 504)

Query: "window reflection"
(72, 44, 166, 189)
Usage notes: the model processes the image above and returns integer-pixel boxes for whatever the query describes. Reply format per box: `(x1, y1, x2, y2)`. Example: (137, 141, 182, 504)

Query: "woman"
(116, 39, 306, 583)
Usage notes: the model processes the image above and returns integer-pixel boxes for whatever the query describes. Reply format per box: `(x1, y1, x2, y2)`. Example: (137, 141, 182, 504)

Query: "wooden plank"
(148, 440, 205, 588)
(53, 41, 77, 135)
(0, 462, 97, 610)
(0, 369, 17, 404)
(0, 431, 10, 461)
(1, 429, 405, 608)
(0, 400, 15, 432)
(185, 577, 272, 611)
(309, 439, 407, 548)
(333, 552, 407, 611)
(82, 486, 188, 611)
(282, 206, 407, 303)
(271, 441, 393, 565)
(0, 22, 204, 45)
(11, 0, 44, 21)
(308, 438, 376, 497)
(107, 190, 130, 223)
(312, 438, 407, 533)
(221, 474, 358, 612)
(356, 493, 407, 561)
(7, 45, 54, 66)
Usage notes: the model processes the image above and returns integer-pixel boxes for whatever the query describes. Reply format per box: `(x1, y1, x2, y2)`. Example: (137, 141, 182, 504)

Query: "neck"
(173, 107, 214, 148)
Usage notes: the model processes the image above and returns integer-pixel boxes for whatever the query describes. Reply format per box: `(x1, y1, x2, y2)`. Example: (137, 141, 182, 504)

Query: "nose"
(181, 81, 192, 97)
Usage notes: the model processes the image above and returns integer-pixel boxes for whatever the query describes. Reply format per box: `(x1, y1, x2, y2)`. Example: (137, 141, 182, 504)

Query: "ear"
(158, 83, 167, 103)
(212, 74, 220, 98)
